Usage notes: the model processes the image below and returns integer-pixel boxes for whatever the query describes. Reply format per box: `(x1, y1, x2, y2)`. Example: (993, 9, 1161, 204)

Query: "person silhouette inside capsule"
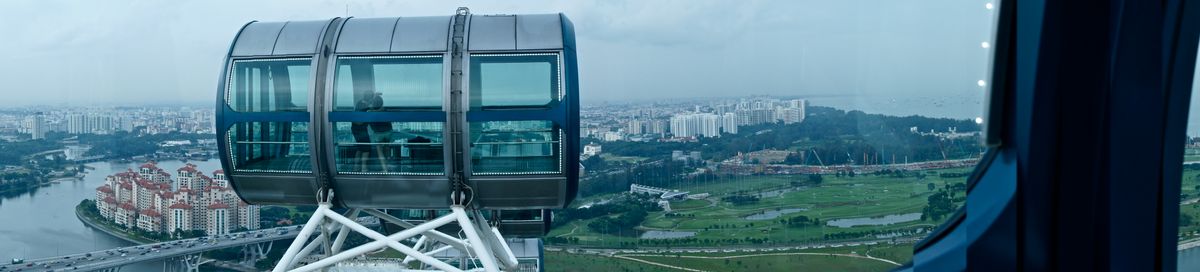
(365, 92, 394, 172)
(407, 135, 435, 172)
(351, 93, 374, 172)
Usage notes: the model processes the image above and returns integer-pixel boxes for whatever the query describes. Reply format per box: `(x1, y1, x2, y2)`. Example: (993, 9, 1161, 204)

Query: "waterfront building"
(93, 161, 259, 236)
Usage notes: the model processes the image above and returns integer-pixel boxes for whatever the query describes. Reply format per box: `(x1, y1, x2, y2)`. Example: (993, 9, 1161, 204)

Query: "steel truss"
(272, 200, 518, 272)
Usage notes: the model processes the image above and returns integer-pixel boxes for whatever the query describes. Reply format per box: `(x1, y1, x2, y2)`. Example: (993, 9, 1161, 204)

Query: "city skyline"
(0, 0, 992, 107)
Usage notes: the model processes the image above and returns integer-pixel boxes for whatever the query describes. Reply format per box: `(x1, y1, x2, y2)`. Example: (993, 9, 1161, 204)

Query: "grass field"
(545, 251, 675, 272)
(1179, 167, 1200, 240)
(548, 168, 971, 248)
(545, 242, 913, 272)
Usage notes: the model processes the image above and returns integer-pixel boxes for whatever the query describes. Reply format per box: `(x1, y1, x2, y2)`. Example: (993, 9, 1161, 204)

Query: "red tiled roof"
(119, 182, 133, 190)
(98, 185, 113, 193)
(213, 169, 224, 175)
(208, 202, 230, 209)
(177, 164, 199, 173)
(119, 203, 134, 210)
(103, 196, 117, 204)
(169, 202, 192, 209)
(140, 209, 160, 217)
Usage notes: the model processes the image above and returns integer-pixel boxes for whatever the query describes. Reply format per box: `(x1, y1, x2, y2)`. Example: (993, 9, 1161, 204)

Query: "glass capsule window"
(471, 121, 561, 175)
(228, 122, 311, 173)
(333, 55, 444, 111)
(500, 210, 544, 221)
(470, 54, 561, 108)
(333, 122, 445, 175)
(226, 58, 312, 112)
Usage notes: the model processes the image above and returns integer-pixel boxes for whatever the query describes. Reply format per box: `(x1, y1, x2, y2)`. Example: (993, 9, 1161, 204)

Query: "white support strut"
(271, 202, 519, 272)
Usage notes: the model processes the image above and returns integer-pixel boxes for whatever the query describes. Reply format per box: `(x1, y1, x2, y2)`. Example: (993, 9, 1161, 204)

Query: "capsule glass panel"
(226, 58, 312, 112)
(228, 122, 312, 173)
(471, 120, 562, 175)
(500, 210, 544, 221)
(333, 55, 444, 110)
(333, 122, 444, 175)
(469, 54, 560, 108)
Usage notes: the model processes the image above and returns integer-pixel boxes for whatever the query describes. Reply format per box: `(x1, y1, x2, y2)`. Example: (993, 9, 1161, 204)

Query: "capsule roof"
(228, 14, 569, 58)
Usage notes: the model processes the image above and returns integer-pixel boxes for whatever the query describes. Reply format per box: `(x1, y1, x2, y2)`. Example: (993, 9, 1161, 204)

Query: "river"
(0, 160, 221, 271)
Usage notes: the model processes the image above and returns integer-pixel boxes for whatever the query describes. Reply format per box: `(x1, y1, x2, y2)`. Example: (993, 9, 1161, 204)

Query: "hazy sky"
(0, 0, 994, 106)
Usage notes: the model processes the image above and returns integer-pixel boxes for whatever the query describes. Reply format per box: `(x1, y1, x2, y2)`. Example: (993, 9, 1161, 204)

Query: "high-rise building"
(68, 114, 86, 134)
(721, 113, 739, 134)
(670, 113, 722, 138)
(206, 203, 232, 236)
(626, 119, 645, 135)
(26, 112, 46, 140)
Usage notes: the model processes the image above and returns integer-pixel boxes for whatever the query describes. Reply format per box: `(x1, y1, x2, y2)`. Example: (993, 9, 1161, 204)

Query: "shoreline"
(74, 202, 154, 244)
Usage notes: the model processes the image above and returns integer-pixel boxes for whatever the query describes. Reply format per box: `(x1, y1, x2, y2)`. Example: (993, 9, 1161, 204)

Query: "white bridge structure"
(630, 184, 690, 200)
(1, 224, 306, 272)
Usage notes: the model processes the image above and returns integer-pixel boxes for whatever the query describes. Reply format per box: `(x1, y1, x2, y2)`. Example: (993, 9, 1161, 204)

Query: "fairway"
(545, 243, 914, 272)
(549, 168, 971, 249)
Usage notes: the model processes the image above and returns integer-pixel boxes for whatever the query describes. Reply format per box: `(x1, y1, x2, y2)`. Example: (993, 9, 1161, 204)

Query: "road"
(1, 225, 304, 272)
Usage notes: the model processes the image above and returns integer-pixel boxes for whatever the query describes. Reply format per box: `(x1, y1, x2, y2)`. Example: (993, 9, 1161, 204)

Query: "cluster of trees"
(587, 209, 649, 236)
(551, 195, 663, 230)
(0, 131, 212, 166)
(938, 172, 971, 179)
(780, 215, 821, 228)
(789, 174, 824, 187)
(597, 106, 980, 165)
(619, 237, 771, 247)
(872, 169, 926, 179)
(77, 131, 211, 159)
(922, 182, 967, 221)
(823, 231, 875, 240)
(0, 136, 62, 165)
(721, 195, 760, 205)
(577, 160, 691, 198)
(664, 212, 695, 218)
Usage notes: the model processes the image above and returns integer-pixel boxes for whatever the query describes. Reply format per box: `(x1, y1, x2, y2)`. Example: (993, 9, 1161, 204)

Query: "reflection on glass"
(500, 210, 544, 221)
(471, 121, 561, 175)
(387, 209, 449, 221)
(334, 122, 444, 175)
(227, 58, 311, 112)
(229, 122, 310, 172)
(470, 54, 559, 108)
(333, 55, 443, 110)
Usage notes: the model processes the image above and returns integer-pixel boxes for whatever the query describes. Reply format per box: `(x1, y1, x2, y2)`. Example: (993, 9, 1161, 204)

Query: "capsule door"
(324, 54, 453, 208)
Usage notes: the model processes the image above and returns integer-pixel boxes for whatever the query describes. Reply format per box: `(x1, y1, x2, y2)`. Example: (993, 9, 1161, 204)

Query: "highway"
(0, 225, 304, 272)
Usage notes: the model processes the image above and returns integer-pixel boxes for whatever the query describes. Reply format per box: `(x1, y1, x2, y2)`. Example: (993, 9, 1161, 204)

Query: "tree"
(927, 183, 936, 191)
(807, 174, 823, 185)
(1183, 213, 1195, 227)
